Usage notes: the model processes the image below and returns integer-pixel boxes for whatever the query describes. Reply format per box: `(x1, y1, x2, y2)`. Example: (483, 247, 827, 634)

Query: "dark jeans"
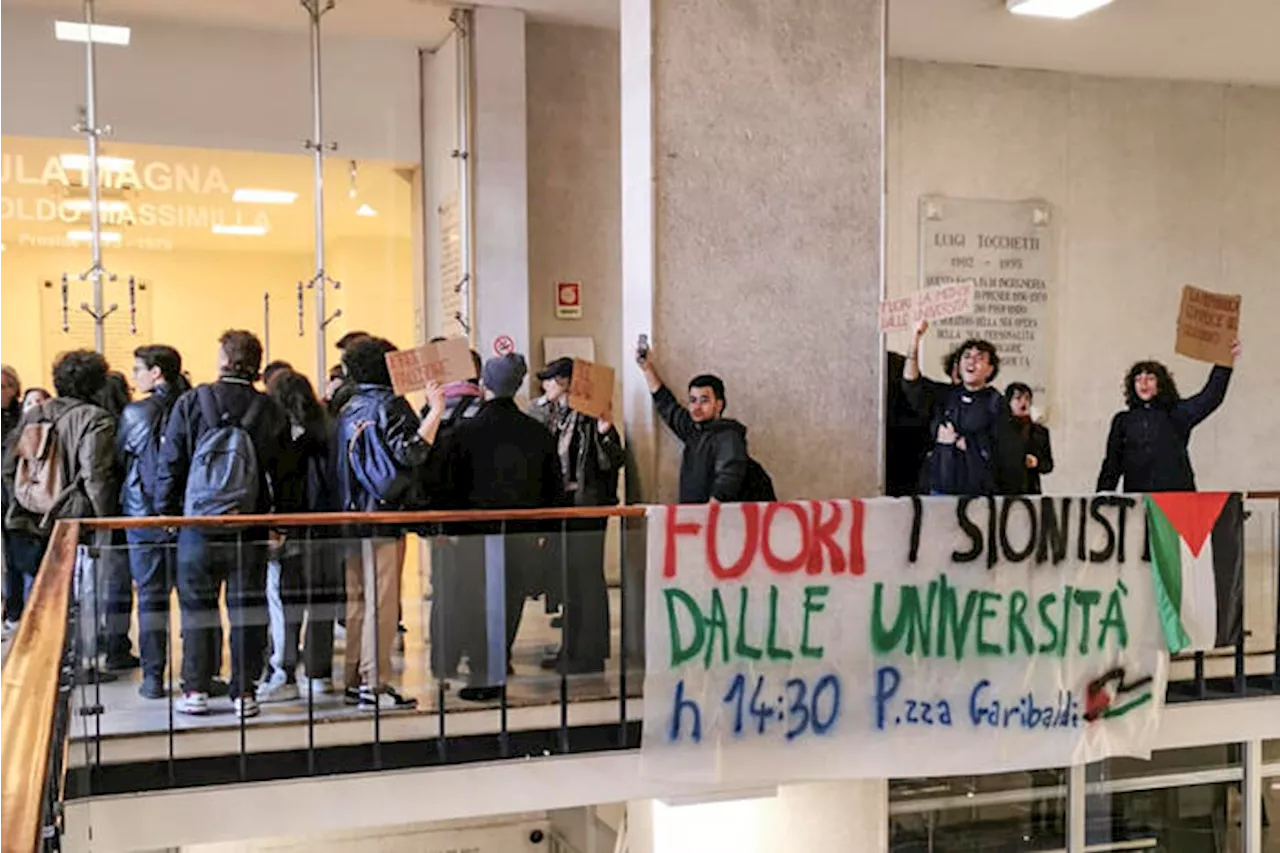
(561, 519, 610, 665)
(127, 527, 173, 681)
(102, 529, 134, 661)
(3, 530, 44, 621)
(176, 528, 268, 699)
(302, 542, 344, 681)
(431, 533, 526, 687)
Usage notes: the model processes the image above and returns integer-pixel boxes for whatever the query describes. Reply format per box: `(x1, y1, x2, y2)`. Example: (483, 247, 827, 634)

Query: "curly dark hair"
(955, 338, 1001, 384)
(96, 371, 132, 418)
(52, 349, 109, 402)
(342, 336, 397, 386)
(218, 330, 263, 380)
(1004, 381, 1033, 404)
(269, 369, 326, 436)
(1124, 360, 1180, 409)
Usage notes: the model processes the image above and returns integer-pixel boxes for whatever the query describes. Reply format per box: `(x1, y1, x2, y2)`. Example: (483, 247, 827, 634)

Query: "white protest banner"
(880, 280, 977, 333)
(642, 497, 1168, 784)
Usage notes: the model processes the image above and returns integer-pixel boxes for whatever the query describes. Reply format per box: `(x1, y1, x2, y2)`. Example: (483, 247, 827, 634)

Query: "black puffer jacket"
(652, 386, 748, 504)
(1097, 365, 1231, 493)
(117, 382, 184, 517)
(904, 377, 1007, 496)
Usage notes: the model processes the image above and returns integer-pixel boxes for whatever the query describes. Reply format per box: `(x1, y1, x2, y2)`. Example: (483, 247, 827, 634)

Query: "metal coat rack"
(60, 0, 137, 355)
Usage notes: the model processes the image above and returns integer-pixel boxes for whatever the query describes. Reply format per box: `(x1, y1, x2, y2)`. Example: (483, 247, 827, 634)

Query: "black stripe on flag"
(1211, 493, 1245, 648)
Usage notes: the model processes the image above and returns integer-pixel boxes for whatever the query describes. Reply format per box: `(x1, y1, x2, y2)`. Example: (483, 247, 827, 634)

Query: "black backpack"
(739, 457, 777, 502)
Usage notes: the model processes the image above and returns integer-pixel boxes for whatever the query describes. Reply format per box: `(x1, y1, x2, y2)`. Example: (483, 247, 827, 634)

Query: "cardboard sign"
(568, 358, 614, 420)
(556, 281, 583, 319)
(385, 337, 475, 396)
(1175, 285, 1241, 367)
(880, 281, 976, 333)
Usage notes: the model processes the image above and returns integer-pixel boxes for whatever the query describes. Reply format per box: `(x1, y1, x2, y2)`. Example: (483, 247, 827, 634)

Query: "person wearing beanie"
(427, 352, 564, 702)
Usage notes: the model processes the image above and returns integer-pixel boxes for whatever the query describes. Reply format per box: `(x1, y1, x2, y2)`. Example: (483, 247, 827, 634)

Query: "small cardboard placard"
(879, 280, 976, 333)
(568, 358, 614, 421)
(385, 337, 475, 396)
(1175, 285, 1241, 367)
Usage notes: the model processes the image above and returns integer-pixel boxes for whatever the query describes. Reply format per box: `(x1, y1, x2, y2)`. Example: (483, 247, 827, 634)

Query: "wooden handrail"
(78, 505, 650, 530)
(1, 521, 80, 853)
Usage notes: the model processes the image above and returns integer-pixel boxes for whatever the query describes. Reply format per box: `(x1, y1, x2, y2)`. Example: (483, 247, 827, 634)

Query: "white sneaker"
(358, 685, 418, 711)
(235, 695, 260, 719)
(2, 620, 18, 640)
(177, 691, 209, 715)
(256, 673, 300, 704)
(307, 677, 334, 696)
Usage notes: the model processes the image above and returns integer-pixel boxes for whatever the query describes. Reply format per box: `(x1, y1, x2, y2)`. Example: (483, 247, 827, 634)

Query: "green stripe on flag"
(1147, 496, 1190, 654)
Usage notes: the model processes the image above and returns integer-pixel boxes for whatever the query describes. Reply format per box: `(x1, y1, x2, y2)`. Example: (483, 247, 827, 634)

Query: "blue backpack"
(346, 419, 412, 509)
(183, 387, 264, 516)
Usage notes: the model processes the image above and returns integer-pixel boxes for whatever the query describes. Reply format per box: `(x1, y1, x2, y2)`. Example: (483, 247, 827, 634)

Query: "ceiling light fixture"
(232, 188, 298, 205)
(61, 199, 130, 214)
(212, 224, 268, 236)
(59, 153, 135, 172)
(67, 230, 123, 245)
(54, 21, 131, 46)
(1006, 0, 1115, 19)
(356, 203, 378, 217)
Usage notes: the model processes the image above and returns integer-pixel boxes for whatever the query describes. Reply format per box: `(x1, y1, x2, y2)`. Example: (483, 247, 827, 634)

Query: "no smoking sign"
(556, 281, 583, 320)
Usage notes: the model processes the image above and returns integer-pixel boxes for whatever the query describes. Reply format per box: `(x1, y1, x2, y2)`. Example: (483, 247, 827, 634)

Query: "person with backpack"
(155, 330, 288, 719)
(117, 345, 191, 698)
(332, 336, 447, 711)
(3, 351, 119, 656)
(635, 338, 771, 503)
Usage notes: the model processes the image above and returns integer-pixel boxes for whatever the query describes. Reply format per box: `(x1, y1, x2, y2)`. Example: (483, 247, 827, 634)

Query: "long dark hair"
(269, 370, 326, 438)
(1124, 360, 1180, 409)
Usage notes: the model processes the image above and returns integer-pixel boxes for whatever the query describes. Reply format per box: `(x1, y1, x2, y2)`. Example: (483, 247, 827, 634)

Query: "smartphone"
(637, 333, 650, 363)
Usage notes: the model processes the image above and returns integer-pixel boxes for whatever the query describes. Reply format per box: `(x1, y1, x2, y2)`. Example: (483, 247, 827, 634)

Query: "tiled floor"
(66, 549, 641, 744)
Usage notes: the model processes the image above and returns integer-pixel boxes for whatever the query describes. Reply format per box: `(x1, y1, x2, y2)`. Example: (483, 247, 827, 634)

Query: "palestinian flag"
(1146, 492, 1244, 654)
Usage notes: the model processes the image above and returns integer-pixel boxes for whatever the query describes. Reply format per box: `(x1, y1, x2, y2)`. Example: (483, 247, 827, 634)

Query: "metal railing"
(2, 495, 1278, 853)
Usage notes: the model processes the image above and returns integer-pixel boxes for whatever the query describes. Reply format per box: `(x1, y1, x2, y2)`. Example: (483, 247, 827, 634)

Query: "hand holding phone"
(636, 334, 650, 366)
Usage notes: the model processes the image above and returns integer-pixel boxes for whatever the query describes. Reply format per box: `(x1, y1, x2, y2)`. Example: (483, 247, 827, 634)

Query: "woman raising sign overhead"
(1096, 340, 1241, 493)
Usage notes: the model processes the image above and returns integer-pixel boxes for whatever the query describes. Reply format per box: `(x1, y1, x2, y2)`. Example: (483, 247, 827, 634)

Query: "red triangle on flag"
(1149, 492, 1230, 558)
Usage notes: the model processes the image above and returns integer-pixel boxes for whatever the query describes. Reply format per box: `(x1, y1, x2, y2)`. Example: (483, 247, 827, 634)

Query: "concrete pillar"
(627, 781, 887, 853)
(621, 0, 886, 503)
(472, 6, 530, 362)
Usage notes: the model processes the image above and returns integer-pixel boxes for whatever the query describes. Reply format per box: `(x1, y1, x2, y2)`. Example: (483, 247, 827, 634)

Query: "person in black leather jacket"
(636, 344, 748, 503)
(332, 336, 445, 711)
(1097, 342, 1240, 493)
(117, 345, 189, 697)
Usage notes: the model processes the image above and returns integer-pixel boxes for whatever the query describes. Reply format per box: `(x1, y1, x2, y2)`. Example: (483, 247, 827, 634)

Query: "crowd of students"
(887, 318, 1240, 498)
(0, 321, 1239, 718)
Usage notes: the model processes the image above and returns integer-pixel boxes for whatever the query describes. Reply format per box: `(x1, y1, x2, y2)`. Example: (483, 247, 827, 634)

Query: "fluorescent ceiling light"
(212, 224, 268, 236)
(61, 199, 130, 214)
(67, 230, 123, 245)
(356, 203, 378, 217)
(1007, 0, 1115, 19)
(232, 188, 298, 205)
(54, 21, 131, 46)
(59, 153, 135, 172)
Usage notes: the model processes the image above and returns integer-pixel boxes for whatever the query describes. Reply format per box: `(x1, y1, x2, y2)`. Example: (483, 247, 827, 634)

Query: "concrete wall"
(526, 22, 622, 375)
(630, 0, 885, 503)
(886, 60, 1280, 493)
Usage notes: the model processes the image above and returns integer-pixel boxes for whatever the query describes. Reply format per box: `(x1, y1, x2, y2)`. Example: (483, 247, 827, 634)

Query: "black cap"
(536, 357, 574, 382)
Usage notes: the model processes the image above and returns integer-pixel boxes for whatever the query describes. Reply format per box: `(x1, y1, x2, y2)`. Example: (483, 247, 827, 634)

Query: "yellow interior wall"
(1, 241, 418, 390)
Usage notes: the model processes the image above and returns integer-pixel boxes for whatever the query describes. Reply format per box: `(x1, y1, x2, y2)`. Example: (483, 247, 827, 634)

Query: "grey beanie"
(481, 353, 527, 399)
